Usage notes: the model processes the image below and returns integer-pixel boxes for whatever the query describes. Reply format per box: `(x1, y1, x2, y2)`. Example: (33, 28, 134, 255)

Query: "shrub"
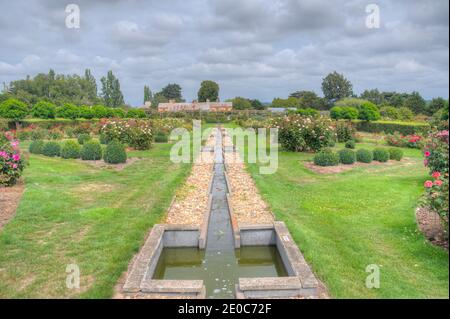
(112, 108, 126, 118)
(81, 140, 102, 160)
(296, 108, 319, 117)
(330, 107, 343, 120)
(100, 119, 153, 150)
(345, 140, 356, 149)
(29, 140, 45, 154)
(385, 132, 424, 149)
(77, 133, 91, 145)
(356, 149, 373, 163)
(154, 133, 168, 143)
(79, 106, 95, 119)
(398, 107, 414, 121)
(358, 102, 381, 121)
(335, 121, 356, 142)
(56, 103, 79, 119)
(31, 128, 48, 140)
(422, 130, 449, 225)
(373, 148, 390, 162)
(127, 109, 147, 118)
(42, 141, 61, 157)
(389, 148, 403, 161)
(314, 149, 340, 166)
(32, 101, 56, 119)
(380, 106, 400, 120)
(354, 121, 430, 135)
(273, 115, 335, 152)
(104, 140, 127, 164)
(92, 105, 109, 118)
(0, 98, 29, 120)
(338, 149, 356, 164)
(61, 140, 81, 159)
(1, 137, 25, 186)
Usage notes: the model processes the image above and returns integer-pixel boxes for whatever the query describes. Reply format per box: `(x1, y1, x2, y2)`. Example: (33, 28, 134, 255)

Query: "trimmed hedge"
(314, 150, 340, 167)
(61, 140, 81, 159)
(354, 120, 430, 135)
(338, 149, 356, 164)
(373, 148, 390, 162)
(42, 141, 61, 157)
(104, 140, 127, 164)
(81, 141, 103, 160)
(356, 149, 373, 163)
(389, 148, 404, 161)
(29, 140, 45, 154)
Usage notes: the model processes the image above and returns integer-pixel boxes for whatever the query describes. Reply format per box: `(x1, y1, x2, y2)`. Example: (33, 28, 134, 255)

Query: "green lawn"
(0, 142, 191, 298)
(236, 132, 449, 298)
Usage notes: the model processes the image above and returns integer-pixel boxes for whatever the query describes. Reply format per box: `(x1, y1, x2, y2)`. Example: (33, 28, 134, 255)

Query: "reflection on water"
(152, 246, 287, 298)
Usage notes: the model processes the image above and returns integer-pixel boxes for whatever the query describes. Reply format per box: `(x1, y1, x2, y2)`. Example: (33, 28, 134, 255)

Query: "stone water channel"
(152, 128, 287, 298)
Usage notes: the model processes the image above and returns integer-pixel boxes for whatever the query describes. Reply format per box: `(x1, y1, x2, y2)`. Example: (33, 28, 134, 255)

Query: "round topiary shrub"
(313, 149, 340, 167)
(104, 140, 127, 164)
(81, 141, 103, 160)
(389, 148, 404, 161)
(338, 149, 356, 165)
(61, 140, 81, 159)
(356, 149, 373, 163)
(154, 133, 168, 143)
(77, 133, 91, 145)
(42, 141, 61, 157)
(345, 140, 356, 149)
(373, 148, 390, 162)
(29, 140, 45, 154)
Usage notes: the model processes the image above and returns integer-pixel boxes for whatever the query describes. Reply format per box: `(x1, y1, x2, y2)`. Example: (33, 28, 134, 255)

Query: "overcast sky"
(0, 0, 448, 106)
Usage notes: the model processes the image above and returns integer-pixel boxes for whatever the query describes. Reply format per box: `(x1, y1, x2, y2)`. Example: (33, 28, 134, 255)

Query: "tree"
(161, 83, 183, 101)
(0, 98, 28, 120)
(398, 107, 414, 121)
(151, 92, 168, 109)
(230, 97, 252, 110)
(380, 106, 400, 120)
(144, 85, 152, 103)
(84, 69, 97, 102)
(358, 101, 380, 121)
(403, 91, 426, 114)
(360, 89, 384, 105)
(322, 71, 353, 104)
(56, 103, 79, 119)
(427, 97, 448, 116)
(250, 99, 265, 110)
(271, 97, 299, 108)
(31, 101, 56, 119)
(100, 70, 124, 108)
(198, 80, 219, 102)
(291, 91, 327, 110)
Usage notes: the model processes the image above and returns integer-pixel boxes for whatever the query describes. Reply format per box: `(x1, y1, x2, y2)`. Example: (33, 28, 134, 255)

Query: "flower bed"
(386, 132, 424, 149)
(1, 132, 25, 186)
(100, 119, 153, 150)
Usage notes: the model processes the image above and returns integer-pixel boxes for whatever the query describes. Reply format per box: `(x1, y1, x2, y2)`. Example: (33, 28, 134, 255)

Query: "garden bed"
(0, 180, 25, 231)
(304, 158, 415, 174)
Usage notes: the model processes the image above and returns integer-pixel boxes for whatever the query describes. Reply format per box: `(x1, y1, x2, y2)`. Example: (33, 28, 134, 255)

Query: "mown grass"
(0, 142, 191, 298)
(232, 127, 449, 298)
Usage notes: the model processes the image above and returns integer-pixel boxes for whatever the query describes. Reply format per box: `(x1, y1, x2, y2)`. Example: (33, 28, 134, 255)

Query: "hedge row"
(354, 120, 430, 135)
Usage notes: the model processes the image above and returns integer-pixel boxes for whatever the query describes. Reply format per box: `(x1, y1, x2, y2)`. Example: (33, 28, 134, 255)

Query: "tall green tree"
(197, 80, 219, 102)
(83, 69, 97, 102)
(321, 71, 353, 104)
(360, 89, 384, 105)
(290, 91, 327, 110)
(100, 70, 124, 108)
(229, 97, 252, 110)
(161, 83, 183, 101)
(403, 91, 426, 114)
(250, 99, 265, 110)
(144, 85, 152, 103)
(427, 97, 448, 116)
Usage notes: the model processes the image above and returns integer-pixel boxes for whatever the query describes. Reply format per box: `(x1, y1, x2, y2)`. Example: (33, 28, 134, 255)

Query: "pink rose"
(434, 180, 443, 187)
(12, 163, 18, 169)
(424, 151, 431, 157)
(424, 180, 434, 188)
(12, 154, 20, 161)
(424, 159, 428, 166)
(432, 172, 441, 179)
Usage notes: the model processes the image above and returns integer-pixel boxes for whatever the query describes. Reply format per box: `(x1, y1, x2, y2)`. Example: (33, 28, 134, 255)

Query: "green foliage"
(1, 139, 25, 186)
(100, 70, 124, 108)
(0, 98, 29, 120)
(354, 120, 430, 135)
(360, 89, 384, 105)
(101, 119, 153, 150)
(127, 108, 147, 118)
(56, 103, 79, 119)
(112, 108, 126, 118)
(373, 148, 390, 162)
(335, 121, 356, 142)
(314, 149, 340, 166)
(104, 140, 127, 164)
(345, 140, 356, 149)
(42, 141, 61, 157)
(290, 91, 327, 110)
(338, 149, 356, 164)
(356, 149, 373, 163)
(154, 133, 169, 143)
(380, 106, 400, 120)
(427, 97, 448, 116)
(271, 97, 299, 109)
(91, 105, 109, 118)
(77, 133, 91, 145)
(403, 91, 426, 114)
(144, 85, 152, 103)
(160, 83, 183, 101)
(31, 128, 48, 140)
(358, 101, 381, 121)
(198, 80, 219, 102)
(61, 140, 81, 159)
(99, 133, 108, 145)
(296, 108, 319, 117)
(250, 99, 265, 110)
(230, 97, 252, 110)
(330, 106, 358, 120)
(388, 148, 404, 161)
(80, 140, 102, 160)
(385, 132, 423, 149)
(335, 98, 369, 109)
(79, 106, 95, 119)
(29, 140, 45, 154)
(321, 71, 353, 103)
(31, 101, 56, 119)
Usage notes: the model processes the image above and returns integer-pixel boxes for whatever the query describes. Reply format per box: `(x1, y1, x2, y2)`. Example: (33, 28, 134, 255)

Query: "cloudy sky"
(0, 0, 448, 106)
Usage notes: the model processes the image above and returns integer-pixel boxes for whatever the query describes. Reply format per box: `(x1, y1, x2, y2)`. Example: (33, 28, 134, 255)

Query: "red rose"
(424, 180, 434, 188)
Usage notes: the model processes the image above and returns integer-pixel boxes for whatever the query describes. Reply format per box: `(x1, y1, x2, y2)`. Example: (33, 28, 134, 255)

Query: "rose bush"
(100, 119, 153, 150)
(385, 132, 424, 149)
(1, 132, 25, 186)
